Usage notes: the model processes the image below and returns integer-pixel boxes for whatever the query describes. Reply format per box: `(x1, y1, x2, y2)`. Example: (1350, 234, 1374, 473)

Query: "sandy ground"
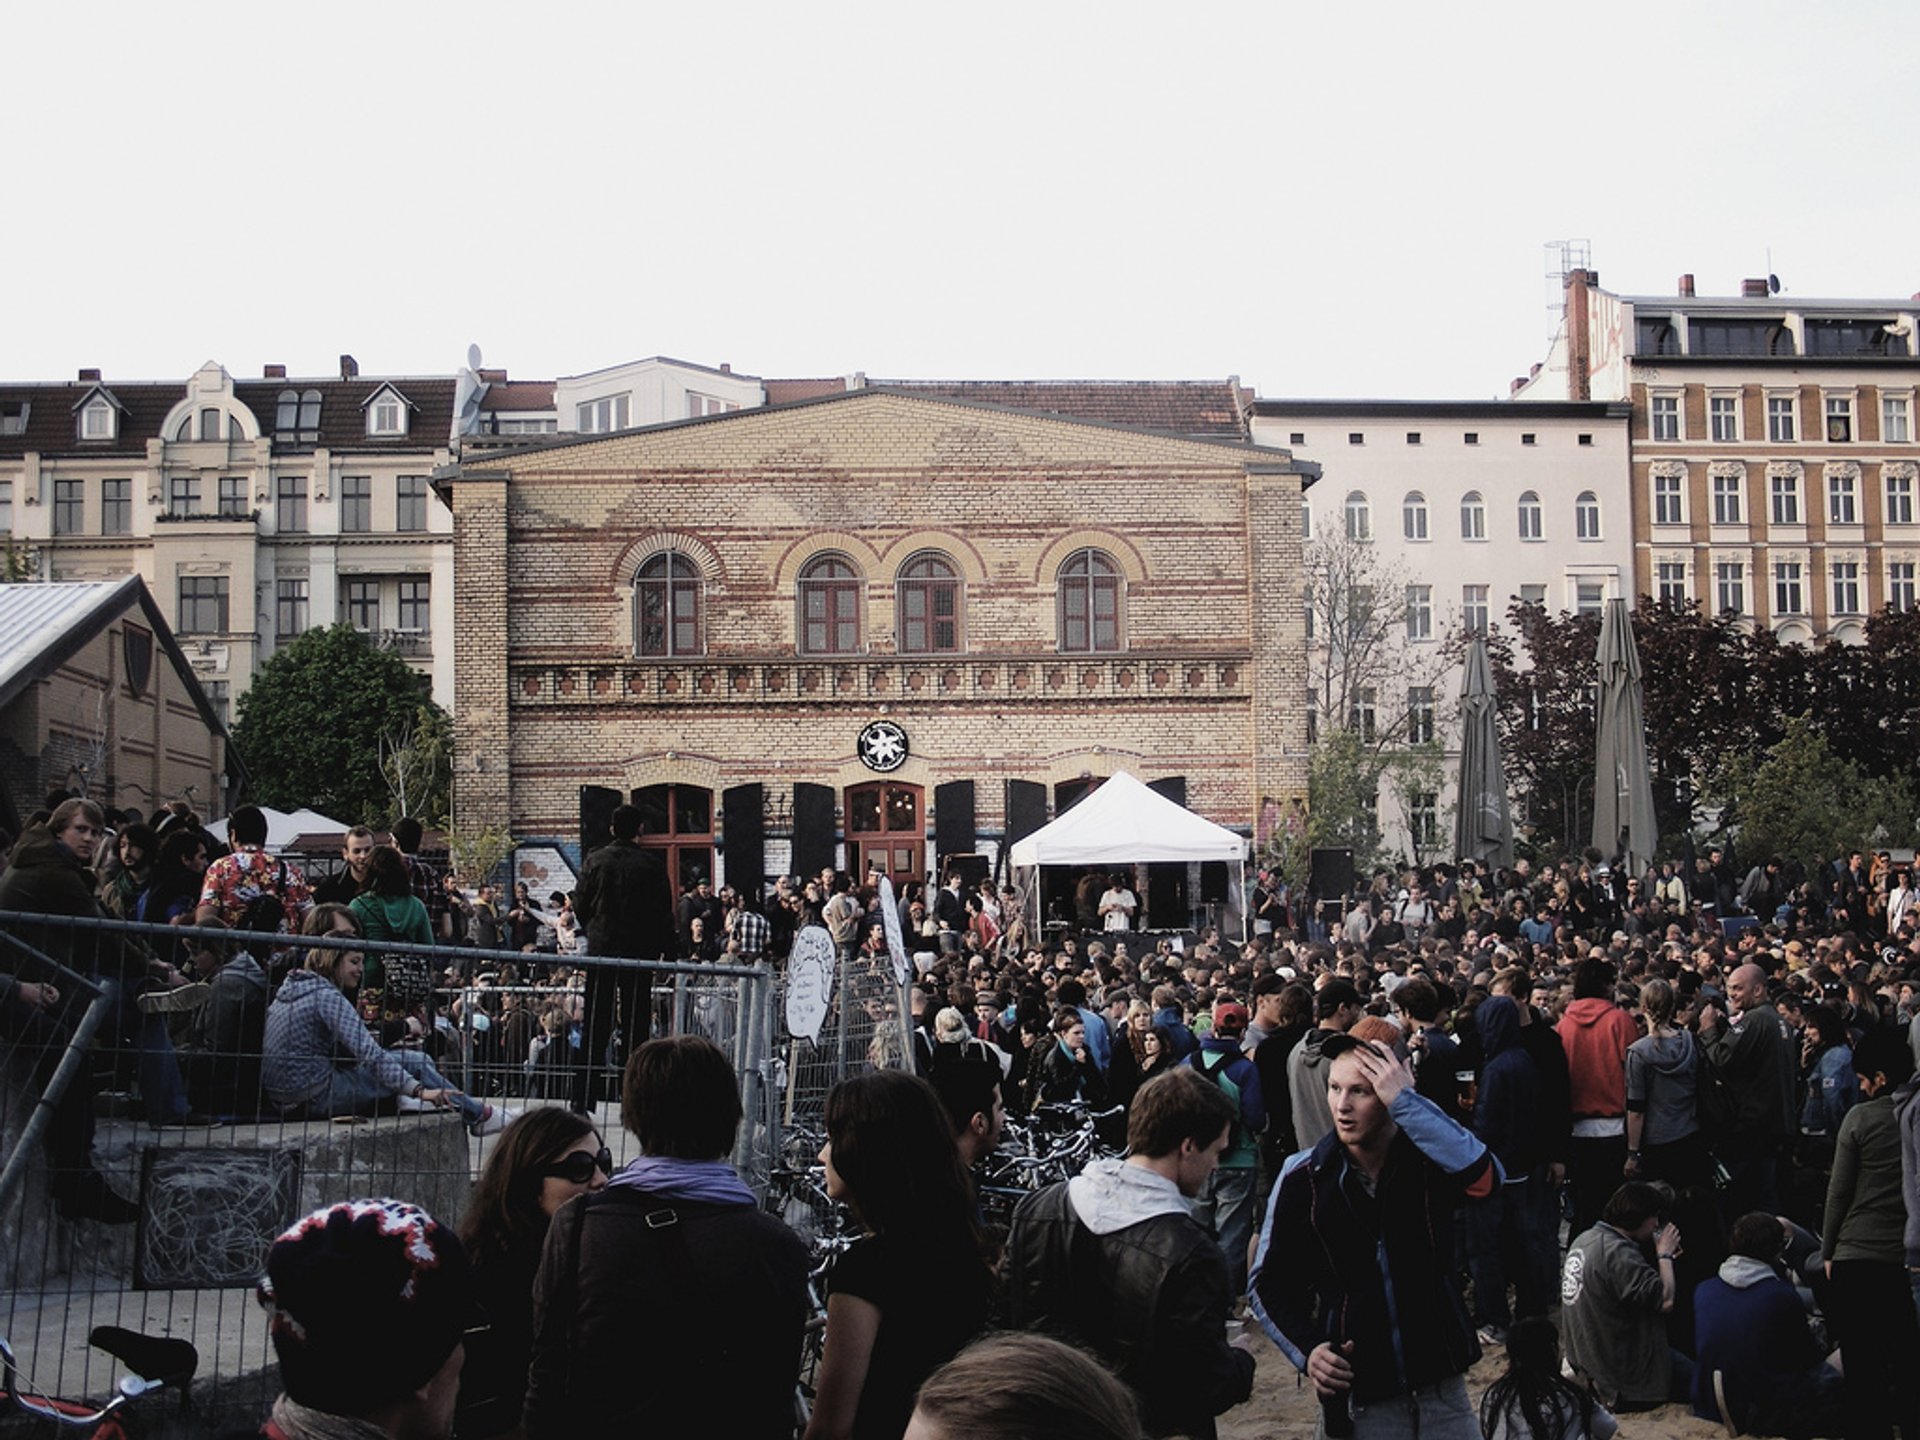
(1217, 1335, 1729, 1439)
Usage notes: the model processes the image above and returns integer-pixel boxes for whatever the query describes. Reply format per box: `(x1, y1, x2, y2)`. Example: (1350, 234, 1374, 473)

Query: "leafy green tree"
(231, 625, 450, 824)
(1712, 717, 1917, 869)
(447, 822, 517, 889)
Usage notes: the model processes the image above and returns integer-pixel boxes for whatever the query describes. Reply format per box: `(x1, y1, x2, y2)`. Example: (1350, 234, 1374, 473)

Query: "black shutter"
(1004, 780, 1048, 846)
(792, 783, 836, 879)
(722, 784, 765, 897)
(1147, 775, 1187, 807)
(934, 780, 975, 869)
(580, 785, 621, 859)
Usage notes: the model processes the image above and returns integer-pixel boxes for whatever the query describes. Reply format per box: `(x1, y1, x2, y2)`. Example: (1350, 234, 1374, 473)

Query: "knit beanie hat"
(258, 1199, 472, 1414)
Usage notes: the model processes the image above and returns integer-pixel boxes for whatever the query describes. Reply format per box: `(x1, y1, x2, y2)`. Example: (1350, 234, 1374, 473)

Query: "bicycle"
(0, 1326, 203, 1438)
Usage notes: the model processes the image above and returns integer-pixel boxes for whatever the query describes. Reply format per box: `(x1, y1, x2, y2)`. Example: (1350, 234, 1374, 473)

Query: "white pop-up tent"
(1009, 771, 1248, 940)
(204, 806, 348, 852)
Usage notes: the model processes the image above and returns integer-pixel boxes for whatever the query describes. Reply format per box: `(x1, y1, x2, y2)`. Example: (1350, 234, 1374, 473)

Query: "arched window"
(1576, 491, 1601, 540)
(1058, 548, 1121, 653)
(799, 553, 862, 654)
(1402, 491, 1428, 541)
(1344, 491, 1371, 541)
(275, 389, 321, 444)
(636, 551, 702, 656)
(896, 551, 960, 654)
(1460, 491, 1486, 541)
(1517, 491, 1542, 541)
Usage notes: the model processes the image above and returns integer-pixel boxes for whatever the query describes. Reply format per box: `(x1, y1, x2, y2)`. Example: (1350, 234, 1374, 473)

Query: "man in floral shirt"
(195, 805, 313, 933)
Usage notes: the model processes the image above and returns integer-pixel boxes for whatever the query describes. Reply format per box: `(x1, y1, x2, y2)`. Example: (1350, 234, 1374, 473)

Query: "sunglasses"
(541, 1147, 613, 1185)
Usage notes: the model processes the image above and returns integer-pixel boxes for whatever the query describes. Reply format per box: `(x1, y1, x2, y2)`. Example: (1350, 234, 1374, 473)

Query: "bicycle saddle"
(88, 1327, 198, 1385)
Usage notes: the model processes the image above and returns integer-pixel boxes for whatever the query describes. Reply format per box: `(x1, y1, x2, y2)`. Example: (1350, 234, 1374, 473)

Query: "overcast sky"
(8, 1, 1917, 399)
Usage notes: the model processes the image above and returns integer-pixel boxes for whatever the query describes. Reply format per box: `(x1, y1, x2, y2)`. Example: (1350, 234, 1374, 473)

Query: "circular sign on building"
(856, 719, 909, 773)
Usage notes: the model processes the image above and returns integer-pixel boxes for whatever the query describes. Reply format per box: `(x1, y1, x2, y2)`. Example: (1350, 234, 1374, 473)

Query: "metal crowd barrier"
(0, 907, 779, 1428)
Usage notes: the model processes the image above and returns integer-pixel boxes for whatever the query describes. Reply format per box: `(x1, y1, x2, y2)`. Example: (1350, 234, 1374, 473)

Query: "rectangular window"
(1832, 562, 1861, 615)
(1715, 561, 1745, 617)
(1405, 432, 1421, 446)
(1650, 394, 1680, 442)
(340, 476, 372, 533)
(276, 578, 310, 637)
(1890, 562, 1916, 614)
(396, 475, 428, 532)
(1830, 473, 1858, 524)
(1576, 581, 1605, 616)
(1303, 586, 1314, 641)
(1518, 583, 1547, 607)
(1768, 395, 1797, 443)
(1770, 473, 1800, 525)
(101, 478, 130, 535)
(576, 395, 630, 433)
(277, 475, 308, 533)
(1408, 792, 1439, 849)
(1710, 394, 1739, 442)
(203, 681, 229, 729)
(1462, 584, 1489, 635)
(0, 479, 11, 533)
(1405, 584, 1432, 641)
(52, 479, 82, 534)
(1887, 472, 1915, 526)
(1349, 687, 1377, 742)
(1407, 687, 1435, 745)
(218, 476, 247, 518)
(1826, 395, 1854, 443)
(343, 579, 379, 631)
(1885, 395, 1912, 443)
(371, 398, 402, 434)
(1463, 432, 1479, 446)
(1653, 472, 1683, 525)
(1657, 561, 1687, 604)
(1773, 562, 1803, 615)
(1712, 473, 1743, 525)
(397, 578, 430, 633)
(168, 476, 200, 519)
(178, 576, 229, 634)
(0, 402, 27, 437)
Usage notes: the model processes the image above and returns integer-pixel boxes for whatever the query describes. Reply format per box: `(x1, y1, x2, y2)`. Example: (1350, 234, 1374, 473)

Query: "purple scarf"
(606, 1154, 755, 1206)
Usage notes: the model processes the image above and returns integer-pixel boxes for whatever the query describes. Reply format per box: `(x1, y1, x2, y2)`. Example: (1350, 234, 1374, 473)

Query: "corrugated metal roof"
(0, 579, 139, 703)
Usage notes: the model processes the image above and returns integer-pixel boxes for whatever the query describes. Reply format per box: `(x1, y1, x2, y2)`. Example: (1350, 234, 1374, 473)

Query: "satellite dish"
(452, 342, 489, 439)
(467, 343, 484, 371)
(1768, 274, 1781, 295)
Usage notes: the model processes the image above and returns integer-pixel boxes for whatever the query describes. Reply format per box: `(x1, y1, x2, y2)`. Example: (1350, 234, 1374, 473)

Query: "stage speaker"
(1309, 846, 1355, 901)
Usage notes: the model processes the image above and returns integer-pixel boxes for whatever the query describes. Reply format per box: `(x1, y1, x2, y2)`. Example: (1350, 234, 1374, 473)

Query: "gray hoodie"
(1624, 1029, 1698, 1146)
(262, 967, 414, 1108)
(1066, 1155, 1192, 1236)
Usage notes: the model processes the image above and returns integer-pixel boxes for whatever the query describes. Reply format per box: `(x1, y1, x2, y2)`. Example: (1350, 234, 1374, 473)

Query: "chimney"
(339, 354, 359, 380)
(1741, 278, 1770, 298)
(477, 368, 507, 384)
(1678, 274, 1695, 298)
(264, 364, 287, 379)
(1565, 269, 1593, 402)
(78, 368, 101, 382)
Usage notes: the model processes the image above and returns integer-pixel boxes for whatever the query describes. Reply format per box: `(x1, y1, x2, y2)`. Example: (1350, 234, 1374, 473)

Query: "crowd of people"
(11, 783, 1920, 1438)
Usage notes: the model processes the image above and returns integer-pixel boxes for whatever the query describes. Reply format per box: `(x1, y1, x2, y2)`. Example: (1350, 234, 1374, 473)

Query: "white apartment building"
(1250, 399, 1632, 861)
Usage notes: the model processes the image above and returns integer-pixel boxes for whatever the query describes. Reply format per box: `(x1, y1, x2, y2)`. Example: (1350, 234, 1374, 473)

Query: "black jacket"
(574, 842, 673, 959)
(1007, 1175, 1253, 1439)
(524, 1185, 808, 1440)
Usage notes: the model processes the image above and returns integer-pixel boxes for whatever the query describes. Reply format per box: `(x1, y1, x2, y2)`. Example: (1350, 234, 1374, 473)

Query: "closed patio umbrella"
(1453, 635, 1514, 869)
(1591, 597, 1659, 873)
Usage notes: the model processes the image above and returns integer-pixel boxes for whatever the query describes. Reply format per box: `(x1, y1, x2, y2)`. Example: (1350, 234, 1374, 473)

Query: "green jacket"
(1823, 1091, 1905, 1265)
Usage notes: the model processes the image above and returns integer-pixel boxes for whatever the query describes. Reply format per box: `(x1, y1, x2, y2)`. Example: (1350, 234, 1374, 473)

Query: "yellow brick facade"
(450, 391, 1311, 882)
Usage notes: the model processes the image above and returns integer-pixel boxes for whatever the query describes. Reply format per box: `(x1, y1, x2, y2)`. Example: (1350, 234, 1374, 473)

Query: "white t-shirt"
(1100, 886, 1136, 931)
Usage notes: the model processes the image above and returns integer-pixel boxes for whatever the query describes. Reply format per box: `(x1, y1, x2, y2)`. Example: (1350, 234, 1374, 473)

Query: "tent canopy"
(205, 806, 349, 852)
(1009, 771, 1245, 867)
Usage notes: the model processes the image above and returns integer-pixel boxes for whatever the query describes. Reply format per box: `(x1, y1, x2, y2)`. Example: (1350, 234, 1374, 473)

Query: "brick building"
(442, 384, 1315, 913)
(1518, 269, 1920, 643)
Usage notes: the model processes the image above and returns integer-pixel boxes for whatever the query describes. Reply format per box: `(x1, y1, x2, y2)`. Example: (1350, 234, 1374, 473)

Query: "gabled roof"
(359, 381, 420, 414)
(69, 384, 128, 416)
(759, 377, 1251, 439)
(234, 377, 455, 452)
(0, 579, 241, 789)
(0, 382, 185, 457)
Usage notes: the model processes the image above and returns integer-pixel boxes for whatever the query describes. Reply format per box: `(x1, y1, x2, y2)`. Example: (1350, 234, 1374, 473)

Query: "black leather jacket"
(1006, 1179, 1253, 1439)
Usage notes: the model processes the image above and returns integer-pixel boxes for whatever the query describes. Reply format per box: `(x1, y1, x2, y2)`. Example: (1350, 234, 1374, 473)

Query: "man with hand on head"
(1252, 1035, 1499, 1439)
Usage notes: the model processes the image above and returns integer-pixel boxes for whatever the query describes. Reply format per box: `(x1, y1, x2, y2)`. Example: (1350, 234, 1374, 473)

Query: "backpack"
(1198, 1047, 1252, 1160)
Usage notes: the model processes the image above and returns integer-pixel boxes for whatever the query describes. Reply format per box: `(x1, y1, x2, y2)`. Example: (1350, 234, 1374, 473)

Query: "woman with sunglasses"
(458, 1106, 611, 1439)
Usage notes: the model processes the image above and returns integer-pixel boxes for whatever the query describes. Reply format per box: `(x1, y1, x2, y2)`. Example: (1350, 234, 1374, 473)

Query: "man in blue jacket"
(1186, 1000, 1267, 1298)
(1251, 1035, 1499, 1438)
(1467, 995, 1553, 1343)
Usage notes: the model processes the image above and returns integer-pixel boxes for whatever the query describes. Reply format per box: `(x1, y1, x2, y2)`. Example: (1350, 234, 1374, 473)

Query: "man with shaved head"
(1698, 962, 1795, 1217)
